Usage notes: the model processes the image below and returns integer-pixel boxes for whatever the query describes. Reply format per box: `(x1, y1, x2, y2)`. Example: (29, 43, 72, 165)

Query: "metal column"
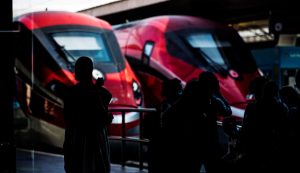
(0, 0, 16, 172)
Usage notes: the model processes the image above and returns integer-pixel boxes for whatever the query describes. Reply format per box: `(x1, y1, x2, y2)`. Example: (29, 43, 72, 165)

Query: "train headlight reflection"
(230, 106, 245, 118)
(92, 69, 104, 80)
(132, 80, 142, 106)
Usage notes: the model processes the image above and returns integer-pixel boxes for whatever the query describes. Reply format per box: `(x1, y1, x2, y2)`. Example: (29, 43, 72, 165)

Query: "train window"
(166, 28, 257, 73)
(186, 33, 226, 66)
(165, 31, 207, 68)
(51, 32, 112, 63)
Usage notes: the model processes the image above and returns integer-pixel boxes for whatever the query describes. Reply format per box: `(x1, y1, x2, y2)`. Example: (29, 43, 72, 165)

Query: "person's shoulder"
(63, 85, 75, 102)
(245, 101, 257, 110)
(65, 84, 80, 95)
(68, 84, 80, 91)
(278, 100, 289, 112)
(98, 86, 112, 97)
(102, 87, 112, 95)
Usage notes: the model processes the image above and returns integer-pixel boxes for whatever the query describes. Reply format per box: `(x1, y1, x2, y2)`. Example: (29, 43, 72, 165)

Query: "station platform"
(16, 148, 148, 173)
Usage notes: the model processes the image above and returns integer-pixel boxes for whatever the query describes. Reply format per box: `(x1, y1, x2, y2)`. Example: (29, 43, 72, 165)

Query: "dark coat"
(63, 82, 111, 173)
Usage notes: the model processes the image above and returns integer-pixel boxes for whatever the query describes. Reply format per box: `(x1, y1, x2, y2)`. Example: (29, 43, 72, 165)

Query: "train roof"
(114, 15, 227, 32)
(15, 11, 112, 30)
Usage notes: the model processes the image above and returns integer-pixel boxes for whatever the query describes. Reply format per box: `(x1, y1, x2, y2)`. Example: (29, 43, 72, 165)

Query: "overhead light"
(238, 27, 274, 43)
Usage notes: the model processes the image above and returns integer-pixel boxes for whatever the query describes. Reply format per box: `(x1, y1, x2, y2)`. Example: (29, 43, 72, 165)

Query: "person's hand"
(96, 77, 104, 88)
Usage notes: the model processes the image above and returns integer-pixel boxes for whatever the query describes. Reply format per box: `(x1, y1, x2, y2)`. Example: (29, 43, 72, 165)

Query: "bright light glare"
(13, 0, 120, 17)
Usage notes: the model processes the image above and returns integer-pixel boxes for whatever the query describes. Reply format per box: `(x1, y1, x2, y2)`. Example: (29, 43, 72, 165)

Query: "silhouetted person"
(239, 76, 268, 172)
(279, 86, 300, 172)
(63, 56, 111, 173)
(182, 71, 232, 173)
(96, 77, 113, 125)
(279, 86, 300, 125)
(146, 78, 183, 173)
(240, 77, 268, 130)
(240, 80, 288, 172)
(96, 77, 112, 108)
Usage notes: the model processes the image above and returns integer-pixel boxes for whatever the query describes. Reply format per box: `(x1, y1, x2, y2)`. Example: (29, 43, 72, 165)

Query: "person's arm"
(211, 93, 232, 117)
(63, 88, 73, 128)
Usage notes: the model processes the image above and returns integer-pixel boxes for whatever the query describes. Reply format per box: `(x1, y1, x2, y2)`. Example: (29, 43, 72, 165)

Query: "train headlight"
(132, 80, 142, 106)
(92, 69, 104, 80)
(246, 93, 254, 100)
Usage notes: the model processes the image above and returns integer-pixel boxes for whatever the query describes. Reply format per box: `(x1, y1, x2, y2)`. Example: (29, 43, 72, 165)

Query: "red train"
(114, 15, 262, 121)
(14, 11, 143, 148)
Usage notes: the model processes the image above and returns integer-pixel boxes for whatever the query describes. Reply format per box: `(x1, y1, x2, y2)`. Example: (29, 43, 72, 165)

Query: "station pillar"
(0, 0, 16, 172)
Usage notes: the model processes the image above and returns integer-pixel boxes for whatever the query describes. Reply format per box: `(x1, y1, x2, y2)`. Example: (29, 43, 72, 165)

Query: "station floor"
(16, 148, 148, 173)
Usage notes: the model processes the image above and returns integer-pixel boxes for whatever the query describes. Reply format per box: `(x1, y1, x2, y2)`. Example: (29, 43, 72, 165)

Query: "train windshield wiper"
(196, 48, 228, 76)
(52, 39, 77, 64)
(58, 45, 77, 63)
(179, 36, 227, 75)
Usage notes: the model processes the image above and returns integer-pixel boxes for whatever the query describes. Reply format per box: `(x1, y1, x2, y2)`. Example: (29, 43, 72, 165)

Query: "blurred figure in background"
(239, 76, 268, 172)
(279, 86, 300, 172)
(181, 71, 232, 173)
(145, 78, 183, 173)
(240, 80, 288, 172)
(96, 77, 114, 125)
(96, 77, 112, 110)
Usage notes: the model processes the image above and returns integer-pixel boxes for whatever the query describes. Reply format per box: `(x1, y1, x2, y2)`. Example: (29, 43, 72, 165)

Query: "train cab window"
(166, 28, 257, 74)
(186, 33, 226, 67)
(165, 31, 206, 68)
(51, 32, 112, 63)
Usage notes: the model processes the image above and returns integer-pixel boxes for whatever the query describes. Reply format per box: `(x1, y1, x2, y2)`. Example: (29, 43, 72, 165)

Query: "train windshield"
(186, 33, 226, 66)
(52, 32, 112, 63)
(166, 28, 257, 73)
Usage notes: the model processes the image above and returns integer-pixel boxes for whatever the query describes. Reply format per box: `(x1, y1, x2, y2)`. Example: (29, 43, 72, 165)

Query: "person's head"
(162, 78, 183, 100)
(198, 71, 219, 94)
(182, 79, 198, 98)
(262, 80, 278, 99)
(75, 56, 93, 82)
(248, 76, 268, 100)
